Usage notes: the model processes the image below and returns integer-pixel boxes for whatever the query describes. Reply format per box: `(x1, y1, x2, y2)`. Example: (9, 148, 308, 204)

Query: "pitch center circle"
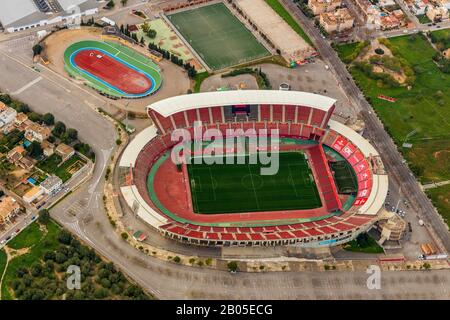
(241, 174, 263, 190)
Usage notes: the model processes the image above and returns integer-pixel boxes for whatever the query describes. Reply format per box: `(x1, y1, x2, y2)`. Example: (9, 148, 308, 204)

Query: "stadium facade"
(0, 0, 98, 33)
(119, 91, 388, 248)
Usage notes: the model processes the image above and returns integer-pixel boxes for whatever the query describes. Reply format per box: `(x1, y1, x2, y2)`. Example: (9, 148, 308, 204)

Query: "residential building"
(14, 113, 29, 126)
(25, 122, 51, 143)
(308, 0, 342, 15)
(3, 123, 16, 135)
(433, 0, 450, 10)
(378, 0, 396, 7)
(380, 14, 402, 29)
(40, 175, 63, 195)
(0, 105, 17, 128)
(18, 156, 36, 170)
(412, 0, 429, 15)
(23, 186, 44, 204)
(55, 143, 75, 162)
(7, 146, 26, 164)
(0, 196, 21, 225)
(426, 4, 449, 21)
(376, 211, 406, 243)
(0, 0, 99, 33)
(319, 8, 355, 33)
(41, 140, 55, 157)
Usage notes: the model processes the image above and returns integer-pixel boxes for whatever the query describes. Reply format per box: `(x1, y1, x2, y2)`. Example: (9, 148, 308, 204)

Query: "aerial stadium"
(119, 90, 388, 247)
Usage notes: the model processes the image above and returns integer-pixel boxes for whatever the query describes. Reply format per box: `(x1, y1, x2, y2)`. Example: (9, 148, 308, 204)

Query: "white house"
(412, 0, 428, 14)
(0, 104, 17, 128)
(40, 175, 63, 195)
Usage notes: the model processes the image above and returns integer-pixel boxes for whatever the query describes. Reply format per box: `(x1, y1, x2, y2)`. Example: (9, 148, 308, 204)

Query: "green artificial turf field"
(187, 152, 322, 214)
(167, 3, 270, 70)
(330, 161, 358, 194)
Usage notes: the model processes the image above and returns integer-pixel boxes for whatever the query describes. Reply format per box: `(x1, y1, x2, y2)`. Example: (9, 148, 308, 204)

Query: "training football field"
(187, 152, 322, 214)
(167, 3, 270, 70)
(329, 161, 358, 194)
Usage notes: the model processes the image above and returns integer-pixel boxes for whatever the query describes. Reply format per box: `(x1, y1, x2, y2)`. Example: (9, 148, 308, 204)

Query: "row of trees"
(148, 42, 198, 78)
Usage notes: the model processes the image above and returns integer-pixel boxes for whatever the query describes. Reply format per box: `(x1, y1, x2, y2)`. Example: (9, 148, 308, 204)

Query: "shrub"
(375, 48, 384, 55)
(227, 261, 238, 272)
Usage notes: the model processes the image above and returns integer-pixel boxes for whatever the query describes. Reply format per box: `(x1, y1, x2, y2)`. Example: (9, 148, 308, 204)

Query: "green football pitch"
(167, 3, 270, 70)
(330, 161, 358, 194)
(187, 152, 322, 214)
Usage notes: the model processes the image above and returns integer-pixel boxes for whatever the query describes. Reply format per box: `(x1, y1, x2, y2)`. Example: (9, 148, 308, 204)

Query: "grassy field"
(426, 184, 450, 228)
(187, 152, 322, 214)
(430, 29, 450, 51)
(1, 221, 60, 300)
(37, 154, 86, 182)
(264, 0, 313, 45)
(336, 34, 450, 226)
(7, 222, 43, 250)
(167, 3, 269, 70)
(343, 233, 384, 254)
(416, 14, 431, 24)
(330, 161, 358, 194)
(0, 249, 6, 279)
(1, 220, 151, 300)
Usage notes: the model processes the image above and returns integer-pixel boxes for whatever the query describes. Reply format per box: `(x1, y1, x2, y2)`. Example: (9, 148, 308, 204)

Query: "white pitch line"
(12, 76, 42, 95)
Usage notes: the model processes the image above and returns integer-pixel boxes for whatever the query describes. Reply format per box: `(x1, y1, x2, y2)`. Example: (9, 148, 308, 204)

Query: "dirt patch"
(43, 27, 103, 76)
(358, 39, 394, 62)
(4, 246, 30, 260)
(359, 39, 407, 84)
(201, 73, 258, 92)
(10, 169, 28, 180)
(433, 150, 450, 159)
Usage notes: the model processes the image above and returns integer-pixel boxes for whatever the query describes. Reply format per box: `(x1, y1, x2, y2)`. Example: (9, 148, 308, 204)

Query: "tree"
(32, 44, 43, 57)
(106, 0, 115, 8)
(66, 128, 78, 141)
(28, 112, 42, 123)
(58, 230, 73, 245)
(38, 209, 50, 225)
(140, 37, 145, 45)
(120, 0, 128, 6)
(42, 113, 55, 126)
(27, 141, 43, 158)
(52, 121, 66, 137)
(141, 22, 150, 33)
(147, 29, 157, 39)
(227, 261, 238, 272)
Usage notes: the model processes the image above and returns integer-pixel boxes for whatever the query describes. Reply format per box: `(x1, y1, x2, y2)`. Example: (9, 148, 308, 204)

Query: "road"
(282, 0, 450, 254)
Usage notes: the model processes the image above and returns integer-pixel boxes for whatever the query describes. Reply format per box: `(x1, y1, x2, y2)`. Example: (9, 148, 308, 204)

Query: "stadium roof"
(0, 0, 98, 29)
(148, 90, 336, 118)
(0, 0, 44, 28)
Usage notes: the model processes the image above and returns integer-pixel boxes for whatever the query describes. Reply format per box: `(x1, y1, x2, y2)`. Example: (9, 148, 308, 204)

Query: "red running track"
(73, 49, 152, 95)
